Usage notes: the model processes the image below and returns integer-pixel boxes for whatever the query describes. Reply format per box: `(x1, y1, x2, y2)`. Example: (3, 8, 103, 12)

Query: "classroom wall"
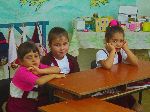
(0, 0, 149, 36)
(136, 0, 150, 16)
(0, 0, 136, 34)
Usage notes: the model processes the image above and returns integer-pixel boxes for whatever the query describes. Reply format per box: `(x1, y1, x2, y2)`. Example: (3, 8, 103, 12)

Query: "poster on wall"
(90, 0, 109, 7)
(20, 0, 49, 11)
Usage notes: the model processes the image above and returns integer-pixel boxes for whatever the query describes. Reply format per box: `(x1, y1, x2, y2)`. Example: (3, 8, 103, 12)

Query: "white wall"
(136, 0, 150, 16)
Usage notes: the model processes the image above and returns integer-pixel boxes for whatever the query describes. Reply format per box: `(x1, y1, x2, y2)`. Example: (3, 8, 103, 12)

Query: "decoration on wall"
(90, 0, 109, 7)
(20, 0, 49, 11)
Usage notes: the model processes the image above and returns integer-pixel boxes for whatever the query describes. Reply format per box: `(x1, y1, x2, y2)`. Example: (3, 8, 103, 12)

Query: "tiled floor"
(77, 48, 150, 112)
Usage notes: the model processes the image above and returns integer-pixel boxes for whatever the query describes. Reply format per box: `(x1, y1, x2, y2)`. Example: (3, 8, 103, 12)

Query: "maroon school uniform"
(41, 52, 80, 73)
(6, 84, 49, 112)
(41, 52, 80, 103)
(6, 88, 38, 112)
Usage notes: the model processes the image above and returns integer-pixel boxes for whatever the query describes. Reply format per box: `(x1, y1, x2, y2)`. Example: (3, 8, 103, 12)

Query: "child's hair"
(105, 26, 125, 42)
(17, 41, 39, 60)
(48, 27, 69, 45)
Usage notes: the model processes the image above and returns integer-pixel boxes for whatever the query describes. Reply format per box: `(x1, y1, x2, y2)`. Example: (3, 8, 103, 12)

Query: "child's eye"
(113, 40, 117, 43)
(120, 40, 124, 43)
(26, 57, 32, 60)
(63, 42, 68, 46)
(54, 44, 60, 47)
(34, 55, 39, 58)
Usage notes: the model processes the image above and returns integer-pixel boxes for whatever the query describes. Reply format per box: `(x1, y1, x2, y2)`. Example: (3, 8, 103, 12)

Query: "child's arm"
(36, 74, 65, 85)
(28, 66, 60, 75)
(122, 41, 138, 66)
(98, 43, 116, 69)
(38, 66, 60, 74)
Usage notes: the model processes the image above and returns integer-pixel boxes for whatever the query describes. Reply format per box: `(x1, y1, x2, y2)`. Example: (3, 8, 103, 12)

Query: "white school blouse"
(96, 48, 128, 67)
(51, 55, 70, 74)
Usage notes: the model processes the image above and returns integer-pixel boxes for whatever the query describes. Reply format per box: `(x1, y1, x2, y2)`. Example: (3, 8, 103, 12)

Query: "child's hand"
(52, 74, 66, 79)
(122, 40, 129, 50)
(27, 65, 41, 75)
(105, 43, 116, 53)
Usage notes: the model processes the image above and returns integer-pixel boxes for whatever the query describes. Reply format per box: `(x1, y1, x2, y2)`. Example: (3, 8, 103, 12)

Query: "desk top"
(48, 61, 150, 97)
(38, 98, 135, 112)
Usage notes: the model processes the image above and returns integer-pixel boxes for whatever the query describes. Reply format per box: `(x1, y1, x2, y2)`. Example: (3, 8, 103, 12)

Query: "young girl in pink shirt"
(6, 41, 65, 112)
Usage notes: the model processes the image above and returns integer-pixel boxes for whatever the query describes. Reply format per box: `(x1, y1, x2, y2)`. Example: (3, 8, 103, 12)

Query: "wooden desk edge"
(48, 76, 149, 97)
(38, 98, 136, 112)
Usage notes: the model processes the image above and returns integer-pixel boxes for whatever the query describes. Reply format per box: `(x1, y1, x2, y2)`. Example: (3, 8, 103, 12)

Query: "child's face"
(20, 51, 40, 67)
(108, 32, 124, 52)
(49, 36, 69, 60)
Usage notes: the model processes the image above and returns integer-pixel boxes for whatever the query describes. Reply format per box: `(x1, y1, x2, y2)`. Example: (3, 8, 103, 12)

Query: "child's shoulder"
(97, 49, 108, 55)
(66, 53, 77, 60)
(40, 52, 52, 64)
(42, 52, 51, 58)
(15, 66, 28, 73)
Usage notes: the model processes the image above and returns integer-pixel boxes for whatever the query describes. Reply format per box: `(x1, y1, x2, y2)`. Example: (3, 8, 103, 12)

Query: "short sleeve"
(96, 50, 108, 62)
(12, 67, 39, 91)
(121, 49, 127, 60)
(96, 50, 108, 67)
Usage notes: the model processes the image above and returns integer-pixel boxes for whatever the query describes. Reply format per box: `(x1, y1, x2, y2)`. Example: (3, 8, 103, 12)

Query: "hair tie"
(109, 19, 120, 27)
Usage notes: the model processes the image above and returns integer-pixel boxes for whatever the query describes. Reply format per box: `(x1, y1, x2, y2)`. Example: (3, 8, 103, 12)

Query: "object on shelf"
(145, 16, 150, 22)
(93, 13, 99, 18)
(83, 29, 89, 32)
(120, 24, 127, 31)
(138, 18, 147, 22)
(74, 18, 85, 31)
(128, 15, 135, 23)
(118, 6, 138, 24)
(85, 17, 94, 31)
(129, 22, 141, 32)
(94, 16, 113, 32)
(142, 22, 150, 32)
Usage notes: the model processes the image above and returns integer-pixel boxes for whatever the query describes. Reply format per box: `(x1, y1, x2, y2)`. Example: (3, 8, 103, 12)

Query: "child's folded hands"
(27, 65, 41, 75)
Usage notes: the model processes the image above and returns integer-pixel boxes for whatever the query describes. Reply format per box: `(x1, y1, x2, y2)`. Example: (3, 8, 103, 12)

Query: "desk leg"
(138, 91, 143, 104)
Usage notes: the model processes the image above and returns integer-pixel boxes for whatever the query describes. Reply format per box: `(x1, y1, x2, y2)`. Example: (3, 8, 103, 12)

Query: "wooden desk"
(48, 61, 150, 100)
(38, 98, 135, 112)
